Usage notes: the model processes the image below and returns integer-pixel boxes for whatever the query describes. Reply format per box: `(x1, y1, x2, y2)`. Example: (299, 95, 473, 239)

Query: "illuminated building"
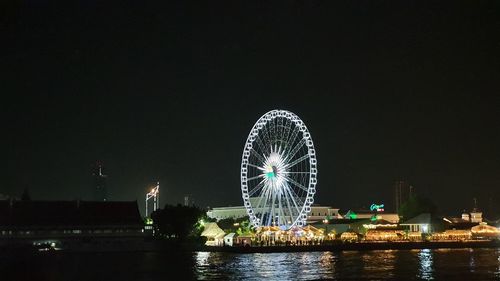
(223, 233, 236, 246)
(443, 208, 483, 230)
(470, 209, 483, 223)
(206, 205, 248, 220)
(431, 229, 472, 241)
(340, 231, 359, 242)
(200, 222, 225, 246)
(343, 210, 400, 223)
(312, 218, 367, 235)
(361, 218, 404, 241)
(362, 219, 398, 230)
(471, 222, 500, 239)
(365, 229, 405, 241)
(207, 201, 339, 224)
(400, 213, 439, 233)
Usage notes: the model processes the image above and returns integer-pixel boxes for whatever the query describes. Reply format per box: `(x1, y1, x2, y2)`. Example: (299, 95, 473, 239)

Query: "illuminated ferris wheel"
(240, 110, 317, 229)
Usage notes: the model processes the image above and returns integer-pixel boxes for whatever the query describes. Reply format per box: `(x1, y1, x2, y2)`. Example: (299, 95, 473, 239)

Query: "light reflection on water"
(4, 248, 500, 280)
(497, 249, 500, 278)
(194, 248, 500, 280)
(470, 248, 476, 273)
(360, 249, 396, 279)
(417, 248, 433, 280)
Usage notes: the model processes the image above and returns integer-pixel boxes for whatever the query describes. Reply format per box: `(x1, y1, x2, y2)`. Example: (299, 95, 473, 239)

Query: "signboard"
(370, 203, 385, 212)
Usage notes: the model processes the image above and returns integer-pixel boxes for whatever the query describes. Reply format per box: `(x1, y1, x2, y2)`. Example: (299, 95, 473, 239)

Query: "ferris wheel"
(240, 110, 317, 229)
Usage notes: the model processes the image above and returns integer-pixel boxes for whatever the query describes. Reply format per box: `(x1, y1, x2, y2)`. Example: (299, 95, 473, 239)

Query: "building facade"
(206, 204, 339, 224)
(0, 200, 145, 251)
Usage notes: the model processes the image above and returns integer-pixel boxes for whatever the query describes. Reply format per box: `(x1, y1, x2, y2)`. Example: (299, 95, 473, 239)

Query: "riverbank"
(198, 240, 500, 253)
(4, 239, 499, 254)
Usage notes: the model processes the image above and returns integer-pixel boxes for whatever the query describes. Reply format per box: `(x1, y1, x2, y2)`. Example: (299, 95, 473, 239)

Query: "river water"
(3, 248, 500, 280)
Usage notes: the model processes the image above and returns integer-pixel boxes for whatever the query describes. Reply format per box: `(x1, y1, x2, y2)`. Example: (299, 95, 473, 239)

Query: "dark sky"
(2, 1, 499, 216)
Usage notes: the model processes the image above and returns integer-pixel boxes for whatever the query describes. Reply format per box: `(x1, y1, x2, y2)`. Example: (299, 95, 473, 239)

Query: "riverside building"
(0, 199, 145, 251)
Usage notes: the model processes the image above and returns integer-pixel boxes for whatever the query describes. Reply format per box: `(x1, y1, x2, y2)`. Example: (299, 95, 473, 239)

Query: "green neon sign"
(370, 204, 385, 212)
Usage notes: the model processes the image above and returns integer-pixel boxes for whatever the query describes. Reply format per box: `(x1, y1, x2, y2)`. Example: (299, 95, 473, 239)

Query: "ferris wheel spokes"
(241, 110, 317, 229)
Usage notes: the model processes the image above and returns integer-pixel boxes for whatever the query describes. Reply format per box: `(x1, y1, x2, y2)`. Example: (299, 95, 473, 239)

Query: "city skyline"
(2, 2, 499, 216)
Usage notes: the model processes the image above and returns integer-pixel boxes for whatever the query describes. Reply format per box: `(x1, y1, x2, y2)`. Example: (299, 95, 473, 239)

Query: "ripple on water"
(194, 248, 500, 281)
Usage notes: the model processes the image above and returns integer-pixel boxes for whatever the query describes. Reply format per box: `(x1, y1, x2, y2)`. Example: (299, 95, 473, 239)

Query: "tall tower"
(93, 162, 107, 201)
(394, 180, 411, 213)
(145, 182, 160, 216)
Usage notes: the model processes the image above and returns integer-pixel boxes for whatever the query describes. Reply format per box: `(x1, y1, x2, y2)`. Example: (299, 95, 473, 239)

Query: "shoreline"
(197, 240, 500, 253)
(4, 239, 500, 254)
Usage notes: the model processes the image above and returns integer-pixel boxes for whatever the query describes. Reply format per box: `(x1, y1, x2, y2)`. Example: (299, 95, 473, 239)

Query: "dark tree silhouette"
(21, 188, 31, 201)
(151, 204, 205, 240)
(399, 194, 437, 221)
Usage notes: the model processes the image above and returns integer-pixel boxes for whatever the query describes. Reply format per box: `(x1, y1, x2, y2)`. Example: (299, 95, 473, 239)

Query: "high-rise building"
(93, 162, 107, 201)
(394, 180, 412, 213)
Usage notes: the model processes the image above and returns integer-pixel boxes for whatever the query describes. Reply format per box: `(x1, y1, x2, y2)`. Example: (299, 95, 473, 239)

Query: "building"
(307, 206, 340, 223)
(206, 202, 339, 224)
(93, 162, 107, 202)
(470, 208, 483, 223)
(0, 199, 145, 251)
(200, 222, 225, 246)
(343, 210, 400, 223)
(361, 218, 405, 241)
(443, 208, 484, 229)
(394, 180, 412, 213)
(400, 213, 436, 233)
(223, 233, 236, 246)
(312, 218, 368, 235)
(206, 206, 248, 220)
(471, 222, 500, 239)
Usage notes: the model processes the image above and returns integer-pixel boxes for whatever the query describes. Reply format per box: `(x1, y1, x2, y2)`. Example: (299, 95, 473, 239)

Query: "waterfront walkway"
(200, 240, 500, 253)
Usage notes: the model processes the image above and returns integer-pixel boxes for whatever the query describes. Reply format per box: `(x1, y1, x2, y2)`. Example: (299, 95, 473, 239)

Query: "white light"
(422, 225, 428, 233)
(240, 110, 318, 230)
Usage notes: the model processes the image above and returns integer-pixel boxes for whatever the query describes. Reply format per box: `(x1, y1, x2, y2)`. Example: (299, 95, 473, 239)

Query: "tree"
(236, 219, 253, 235)
(151, 204, 205, 241)
(216, 216, 254, 234)
(398, 194, 437, 221)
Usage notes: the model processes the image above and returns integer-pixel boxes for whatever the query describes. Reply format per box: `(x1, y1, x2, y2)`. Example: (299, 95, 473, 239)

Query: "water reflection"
(196, 251, 210, 266)
(496, 249, 500, 278)
(5, 249, 500, 280)
(417, 249, 434, 280)
(361, 250, 396, 279)
(191, 249, 500, 280)
(469, 248, 476, 273)
(319, 251, 336, 270)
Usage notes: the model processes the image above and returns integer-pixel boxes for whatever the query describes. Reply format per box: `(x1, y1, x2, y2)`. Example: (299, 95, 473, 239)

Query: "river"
(3, 248, 500, 280)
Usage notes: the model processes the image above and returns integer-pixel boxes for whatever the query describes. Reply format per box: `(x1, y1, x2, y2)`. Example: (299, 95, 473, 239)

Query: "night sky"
(2, 1, 499, 216)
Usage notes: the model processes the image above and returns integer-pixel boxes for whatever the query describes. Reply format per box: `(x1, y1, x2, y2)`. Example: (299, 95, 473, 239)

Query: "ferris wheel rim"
(240, 109, 317, 229)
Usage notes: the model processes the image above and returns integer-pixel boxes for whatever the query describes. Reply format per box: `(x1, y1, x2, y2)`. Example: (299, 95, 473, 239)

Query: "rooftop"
(0, 200, 144, 228)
